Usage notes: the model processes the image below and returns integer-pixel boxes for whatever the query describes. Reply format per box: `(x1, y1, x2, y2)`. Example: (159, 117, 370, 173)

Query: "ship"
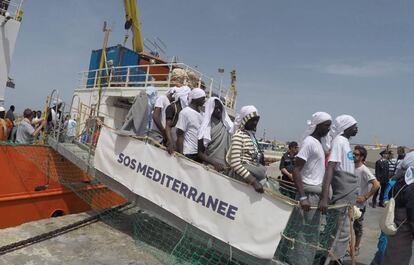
(0, 1, 348, 264)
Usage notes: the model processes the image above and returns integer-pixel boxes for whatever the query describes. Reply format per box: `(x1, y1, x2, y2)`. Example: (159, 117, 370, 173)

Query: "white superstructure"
(72, 63, 236, 132)
(0, 0, 23, 106)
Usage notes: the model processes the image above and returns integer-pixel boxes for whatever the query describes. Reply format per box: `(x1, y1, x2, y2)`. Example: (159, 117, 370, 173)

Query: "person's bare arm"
(176, 129, 184, 154)
(318, 161, 337, 213)
(165, 120, 174, 154)
(357, 179, 380, 204)
(152, 107, 166, 138)
(32, 120, 46, 137)
(281, 168, 293, 181)
(292, 158, 310, 210)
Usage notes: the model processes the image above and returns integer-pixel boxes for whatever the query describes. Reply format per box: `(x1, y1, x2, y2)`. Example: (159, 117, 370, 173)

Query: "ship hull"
(0, 144, 126, 229)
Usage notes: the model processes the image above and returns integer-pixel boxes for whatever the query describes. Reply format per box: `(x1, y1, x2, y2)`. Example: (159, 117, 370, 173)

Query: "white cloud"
(306, 60, 414, 77)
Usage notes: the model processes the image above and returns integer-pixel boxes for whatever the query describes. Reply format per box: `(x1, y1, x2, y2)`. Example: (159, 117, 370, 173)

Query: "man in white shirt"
(176, 88, 205, 162)
(353, 145, 380, 255)
(151, 87, 175, 144)
(278, 112, 331, 265)
(65, 115, 77, 143)
(294, 112, 332, 210)
(319, 114, 359, 264)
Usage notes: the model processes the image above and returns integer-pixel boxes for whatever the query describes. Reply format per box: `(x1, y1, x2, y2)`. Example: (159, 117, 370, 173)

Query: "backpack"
(379, 184, 407, 236)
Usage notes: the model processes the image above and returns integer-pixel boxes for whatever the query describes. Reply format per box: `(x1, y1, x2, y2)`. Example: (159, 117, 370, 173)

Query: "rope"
(0, 203, 130, 256)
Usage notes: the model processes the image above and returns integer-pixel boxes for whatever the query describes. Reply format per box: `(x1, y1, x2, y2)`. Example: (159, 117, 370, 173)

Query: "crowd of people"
(148, 87, 413, 264)
(137, 79, 413, 264)
(0, 103, 77, 145)
(1, 79, 413, 264)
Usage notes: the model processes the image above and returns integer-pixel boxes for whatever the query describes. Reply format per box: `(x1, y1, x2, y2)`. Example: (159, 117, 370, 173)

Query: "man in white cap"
(319, 114, 359, 264)
(176, 88, 206, 161)
(276, 112, 331, 265)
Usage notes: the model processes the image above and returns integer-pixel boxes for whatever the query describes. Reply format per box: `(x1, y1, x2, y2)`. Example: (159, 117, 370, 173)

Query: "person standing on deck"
(372, 150, 390, 208)
(227, 106, 266, 193)
(279, 112, 331, 265)
(197, 97, 233, 172)
(319, 114, 359, 264)
(176, 88, 206, 162)
(5, 105, 15, 141)
(0, 107, 7, 141)
(396, 146, 406, 168)
(382, 151, 414, 265)
(64, 115, 77, 143)
(16, 109, 46, 144)
(279, 141, 299, 199)
(151, 87, 176, 144)
(165, 86, 191, 154)
(353, 145, 380, 256)
(388, 150, 398, 178)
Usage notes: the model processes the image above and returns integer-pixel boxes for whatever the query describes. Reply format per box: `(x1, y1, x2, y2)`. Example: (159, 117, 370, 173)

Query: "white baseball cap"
(0, 107, 5, 112)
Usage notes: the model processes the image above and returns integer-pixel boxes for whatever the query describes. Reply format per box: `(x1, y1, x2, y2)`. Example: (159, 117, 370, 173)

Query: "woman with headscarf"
(227, 105, 265, 193)
(382, 151, 414, 265)
(197, 97, 233, 172)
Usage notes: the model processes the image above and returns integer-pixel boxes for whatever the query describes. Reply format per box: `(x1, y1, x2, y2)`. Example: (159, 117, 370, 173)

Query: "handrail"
(76, 62, 231, 103)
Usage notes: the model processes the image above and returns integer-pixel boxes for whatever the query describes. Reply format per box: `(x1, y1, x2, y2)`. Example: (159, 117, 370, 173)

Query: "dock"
(1, 199, 412, 264)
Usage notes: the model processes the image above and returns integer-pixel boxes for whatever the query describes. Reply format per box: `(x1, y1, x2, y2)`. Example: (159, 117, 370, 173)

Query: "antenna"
(151, 38, 165, 54)
(156, 37, 167, 50)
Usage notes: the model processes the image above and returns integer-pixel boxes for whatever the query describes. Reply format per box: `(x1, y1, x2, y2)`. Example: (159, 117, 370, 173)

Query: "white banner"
(94, 127, 292, 259)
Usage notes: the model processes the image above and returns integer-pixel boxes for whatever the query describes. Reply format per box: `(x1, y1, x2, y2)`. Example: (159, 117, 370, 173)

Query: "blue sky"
(5, 0, 414, 146)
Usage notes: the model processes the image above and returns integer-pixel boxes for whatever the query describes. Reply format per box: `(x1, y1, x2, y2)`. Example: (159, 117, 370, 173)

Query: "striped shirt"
(228, 130, 257, 179)
(388, 159, 397, 178)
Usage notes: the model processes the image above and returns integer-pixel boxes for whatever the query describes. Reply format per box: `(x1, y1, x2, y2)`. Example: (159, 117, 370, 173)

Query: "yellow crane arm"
(124, 0, 144, 53)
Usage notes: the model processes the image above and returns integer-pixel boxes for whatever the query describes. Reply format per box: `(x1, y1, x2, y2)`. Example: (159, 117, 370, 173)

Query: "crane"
(123, 0, 144, 53)
(228, 70, 237, 108)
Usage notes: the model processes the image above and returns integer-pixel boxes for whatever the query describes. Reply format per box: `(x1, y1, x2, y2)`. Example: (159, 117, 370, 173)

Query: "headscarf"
(167, 86, 178, 95)
(198, 97, 233, 146)
(231, 105, 259, 133)
(330, 115, 357, 141)
(321, 114, 357, 151)
(174, 86, 191, 108)
(188, 88, 206, 103)
(301, 112, 332, 144)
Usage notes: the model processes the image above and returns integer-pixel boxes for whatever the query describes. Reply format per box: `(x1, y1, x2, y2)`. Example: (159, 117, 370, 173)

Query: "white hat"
(0, 107, 5, 112)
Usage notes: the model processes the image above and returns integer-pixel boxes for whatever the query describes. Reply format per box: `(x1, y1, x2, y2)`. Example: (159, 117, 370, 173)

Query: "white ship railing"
(0, 0, 24, 21)
(77, 63, 235, 109)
